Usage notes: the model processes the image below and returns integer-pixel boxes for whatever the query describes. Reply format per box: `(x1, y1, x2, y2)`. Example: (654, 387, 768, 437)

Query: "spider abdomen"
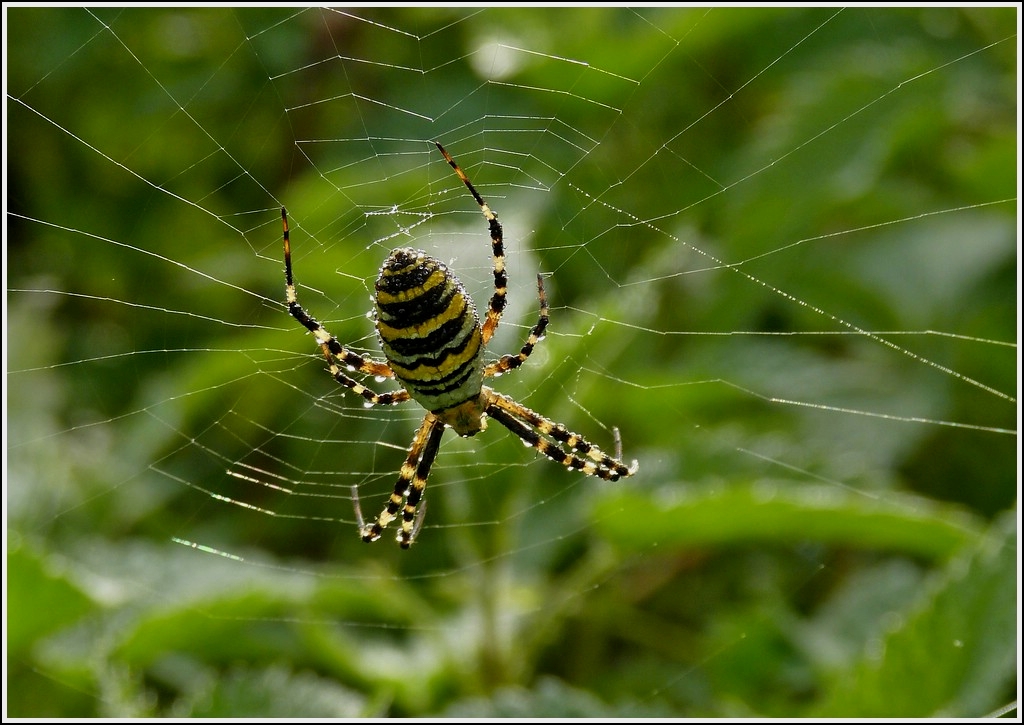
(375, 248, 485, 417)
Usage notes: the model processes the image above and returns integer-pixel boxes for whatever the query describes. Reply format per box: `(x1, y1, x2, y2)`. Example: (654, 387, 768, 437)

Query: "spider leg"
(434, 143, 507, 344)
(352, 484, 429, 546)
(320, 347, 411, 407)
(356, 413, 445, 547)
(282, 207, 395, 380)
(485, 273, 549, 378)
(485, 391, 638, 480)
(398, 418, 445, 548)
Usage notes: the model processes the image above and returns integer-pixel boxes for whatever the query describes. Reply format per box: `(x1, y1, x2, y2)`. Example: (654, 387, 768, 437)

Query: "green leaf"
(184, 664, 366, 718)
(441, 675, 671, 717)
(5, 536, 102, 717)
(593, 483, 985, 560)
(815, 511, 1016, 716)
(6, 535, 97, 658)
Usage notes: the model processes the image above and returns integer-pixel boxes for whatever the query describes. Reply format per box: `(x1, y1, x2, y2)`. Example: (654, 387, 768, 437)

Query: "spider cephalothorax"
(283, 142, 637, 548)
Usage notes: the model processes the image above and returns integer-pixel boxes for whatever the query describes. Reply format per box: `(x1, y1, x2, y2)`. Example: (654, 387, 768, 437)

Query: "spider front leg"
(354, 413, 446, 548)
(434, 143, 507, 344)
(283, 207, 409, 407)
(320, 348, 411, 407)
(485, 273, 549, 378)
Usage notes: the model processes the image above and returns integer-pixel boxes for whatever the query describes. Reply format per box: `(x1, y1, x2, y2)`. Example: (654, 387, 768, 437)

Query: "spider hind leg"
(484, 391, 638, 481)
(353, 413, 446, 548)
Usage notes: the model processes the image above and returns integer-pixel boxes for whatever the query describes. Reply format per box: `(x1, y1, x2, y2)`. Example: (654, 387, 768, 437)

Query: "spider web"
(5, 6, 1018, 718)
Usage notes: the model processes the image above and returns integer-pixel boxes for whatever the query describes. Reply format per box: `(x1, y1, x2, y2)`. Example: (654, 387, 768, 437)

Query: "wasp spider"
(282, 142, 637, 548)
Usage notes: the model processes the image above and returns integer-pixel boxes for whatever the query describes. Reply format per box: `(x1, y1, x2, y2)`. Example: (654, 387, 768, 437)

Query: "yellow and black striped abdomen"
(375, 248, 485, 417)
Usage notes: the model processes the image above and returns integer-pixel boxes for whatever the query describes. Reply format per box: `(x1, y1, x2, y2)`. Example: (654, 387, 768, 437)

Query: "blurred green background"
(6, 7, 1018, 717)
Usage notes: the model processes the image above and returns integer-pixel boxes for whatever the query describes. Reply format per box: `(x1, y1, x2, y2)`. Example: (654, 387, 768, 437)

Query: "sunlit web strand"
(10, 213, 273, 306)
(566, 320, 1015, 349)
(579, 27, 1014, 230)
(8, 288, 282, 331)
(84, 8, 279, 208)
(563, 189, 1016, 405)
(583, 372, 1014, 435)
